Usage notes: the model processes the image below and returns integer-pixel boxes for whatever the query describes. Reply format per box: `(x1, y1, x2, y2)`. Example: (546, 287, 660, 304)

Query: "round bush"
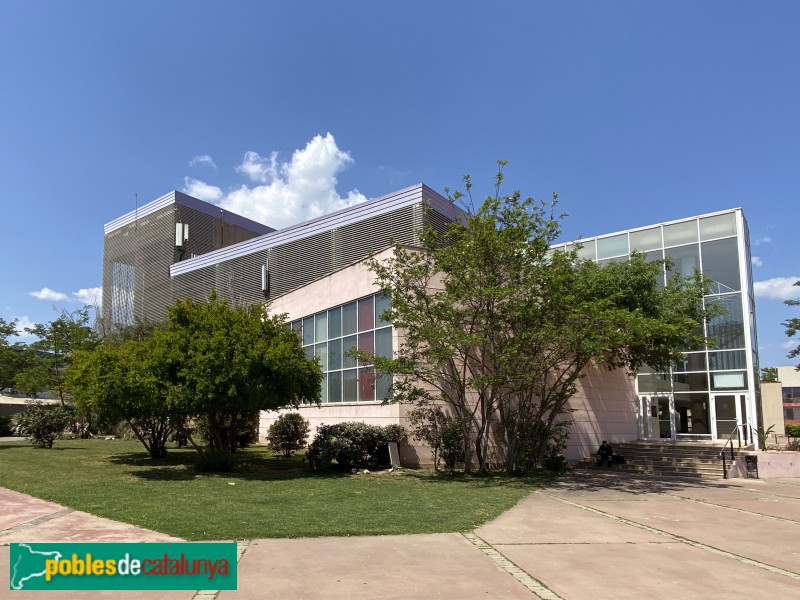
(267, 412, 310, 457)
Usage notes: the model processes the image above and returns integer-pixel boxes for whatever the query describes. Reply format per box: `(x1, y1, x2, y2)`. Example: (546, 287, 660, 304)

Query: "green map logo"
(9, 542, 237, 591)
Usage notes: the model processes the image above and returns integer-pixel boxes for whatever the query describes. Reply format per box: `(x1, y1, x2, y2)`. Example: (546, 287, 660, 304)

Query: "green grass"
(0, 438, 552, 540)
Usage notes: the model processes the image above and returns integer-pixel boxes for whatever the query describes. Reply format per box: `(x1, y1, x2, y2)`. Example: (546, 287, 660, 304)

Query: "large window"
(292, 294, 392, 404)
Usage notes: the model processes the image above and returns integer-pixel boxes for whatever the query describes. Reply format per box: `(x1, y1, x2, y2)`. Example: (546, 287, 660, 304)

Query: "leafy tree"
(22, 308, 98, 405)
(0, 317, 22, 391)
(760, 367, 778, 382)
(67, 334, 182, 458)
(161, 293, 323, 457)
(366, 163, 712, 474)
(785, 280, 800, 369)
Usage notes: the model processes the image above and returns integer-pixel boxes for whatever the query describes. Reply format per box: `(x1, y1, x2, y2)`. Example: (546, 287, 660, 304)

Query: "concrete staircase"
(578, 441, 743, 479)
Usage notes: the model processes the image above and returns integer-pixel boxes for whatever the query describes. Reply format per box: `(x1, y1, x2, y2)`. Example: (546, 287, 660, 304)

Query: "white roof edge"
(170, 183, 457, 277)
(557, 207, 744, 246)
(103, 191, 274, 235)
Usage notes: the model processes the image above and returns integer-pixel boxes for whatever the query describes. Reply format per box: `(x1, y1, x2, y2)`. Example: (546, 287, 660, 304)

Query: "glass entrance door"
(641, 395, 674, 440)
(712, 394, 739, 440)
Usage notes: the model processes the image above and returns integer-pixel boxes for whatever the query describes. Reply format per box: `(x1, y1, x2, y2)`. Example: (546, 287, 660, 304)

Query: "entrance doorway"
(711, 393, 749, 440)
(641, 395, 673, 440)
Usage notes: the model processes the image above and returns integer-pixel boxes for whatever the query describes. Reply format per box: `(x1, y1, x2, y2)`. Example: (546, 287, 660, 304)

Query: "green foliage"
(306, 422, 406, 470)
(785, 280, 800, 367)
(0, 415, 12, 436)
(366, 163, 712, 474)
(66, 334, 181, 459)
(760, 367, 778, 382)
(17, 308, 98, 405)
(785, 423, 800, 437)
(0, 317, 24, 391)
(160, 293, 323, 454)
(267, 412, 311, 457)
(13, 401, 73, 448)
(195, 410, 259, 453)
(408, 407, 464, 472)
(757, 424, 776, 449)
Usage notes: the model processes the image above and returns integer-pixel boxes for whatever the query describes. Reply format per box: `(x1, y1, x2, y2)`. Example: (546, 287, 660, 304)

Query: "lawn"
(0, 438, 551, 540)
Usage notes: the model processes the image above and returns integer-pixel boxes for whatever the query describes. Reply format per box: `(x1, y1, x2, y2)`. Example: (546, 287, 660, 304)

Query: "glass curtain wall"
(555, 209, 758, 441)
(291, 294, 392, 404)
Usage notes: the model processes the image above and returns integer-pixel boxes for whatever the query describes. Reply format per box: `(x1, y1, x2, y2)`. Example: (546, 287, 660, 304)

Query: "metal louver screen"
(172, 204, 428, 307)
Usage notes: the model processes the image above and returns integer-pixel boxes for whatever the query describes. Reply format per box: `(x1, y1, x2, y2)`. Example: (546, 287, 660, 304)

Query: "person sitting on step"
(596, 440, 614, 468)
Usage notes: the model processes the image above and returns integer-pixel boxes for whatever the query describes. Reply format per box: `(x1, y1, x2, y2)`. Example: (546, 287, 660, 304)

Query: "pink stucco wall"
(727, 451, 800, 478)
(564, 365, 639, 461)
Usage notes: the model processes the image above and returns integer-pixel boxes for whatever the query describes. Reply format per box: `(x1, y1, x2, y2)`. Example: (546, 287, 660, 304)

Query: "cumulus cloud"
(236, 150, 279, 183)
(189, 154, 217, 169)
(73, 287, 102, 307)
(184, 134, 367, 230)
(13, 315, 34, 335)
(753, 276, 800, 300)
(783, 340, 798, 350)
(30, 287, 69, 302)
(751, 256, 763, 267)
(183, 177, 223, 202)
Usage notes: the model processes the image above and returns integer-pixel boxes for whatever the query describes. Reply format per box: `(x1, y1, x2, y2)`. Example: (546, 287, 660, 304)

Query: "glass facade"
(291, 294, 392, 404)
(554, 209, 759, 441)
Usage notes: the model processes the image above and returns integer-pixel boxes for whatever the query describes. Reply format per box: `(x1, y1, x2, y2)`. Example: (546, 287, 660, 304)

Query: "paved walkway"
(2, 473, 799, 599)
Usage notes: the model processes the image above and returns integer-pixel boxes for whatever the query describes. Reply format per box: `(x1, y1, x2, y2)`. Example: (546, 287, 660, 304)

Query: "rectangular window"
(375, 294, 391, 326)
(293, 293, 394, 404)
(630, 227, 662, 252)
(663, 220, 698, 247)
(328, 307, 342, 339)
(712, 371, 747, 390)
(342, 302, 357, 336)
(358, 296, 374, 331)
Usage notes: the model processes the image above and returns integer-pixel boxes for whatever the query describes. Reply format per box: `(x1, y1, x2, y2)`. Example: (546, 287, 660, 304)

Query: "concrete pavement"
(2, 473, 800, 599)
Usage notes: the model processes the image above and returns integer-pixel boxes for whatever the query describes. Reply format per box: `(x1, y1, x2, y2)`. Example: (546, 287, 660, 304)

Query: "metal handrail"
(720, 425, 741, 480)
(719, 422, 758, 479)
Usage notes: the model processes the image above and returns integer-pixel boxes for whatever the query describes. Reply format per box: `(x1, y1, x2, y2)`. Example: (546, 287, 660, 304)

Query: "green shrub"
(13, 401, 73, 448)
(194, 449, 239, 472)
(408, 407, 464, 472)
(195, 410, 259, 452)
(306, 422, 406, 470)
(0, 415, 12, 437)
(267, 413, 310, 457)
(785, 423, 800, 437)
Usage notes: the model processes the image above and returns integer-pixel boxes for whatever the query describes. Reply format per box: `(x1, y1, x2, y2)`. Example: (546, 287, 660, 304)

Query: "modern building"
(777, 365, 800, 422)
(551, 208, 761, 450)
(102, 191, 273, 329)
(102, 186, 761, 463)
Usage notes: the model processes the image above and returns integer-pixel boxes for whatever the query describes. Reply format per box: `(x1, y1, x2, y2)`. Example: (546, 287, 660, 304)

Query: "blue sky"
(0, 1, 797, 368)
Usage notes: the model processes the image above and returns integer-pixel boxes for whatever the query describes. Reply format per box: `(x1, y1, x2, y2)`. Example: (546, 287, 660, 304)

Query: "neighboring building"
(777, 365, 800, 422)
(101, 187, 761, 463)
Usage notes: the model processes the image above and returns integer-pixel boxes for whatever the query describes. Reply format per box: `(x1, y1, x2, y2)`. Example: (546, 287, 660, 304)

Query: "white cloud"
(189, 154, 217, 169)
(751, 256, 763, 267)
(30, 287, 69, 302)
(13, 315, 34, 335)
(236, 150, 279, 183)
(782, 340, 798, 351)
(215, 133, 368, 229)
(754, 236, 772, 246)
(753, 276, 800, 300)
(73, 287, 102, 307)
(183, 177, 223, 202)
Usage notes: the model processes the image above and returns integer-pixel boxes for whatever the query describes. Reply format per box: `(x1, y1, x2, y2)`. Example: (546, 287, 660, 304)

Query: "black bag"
(612, 455, 626, 464)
